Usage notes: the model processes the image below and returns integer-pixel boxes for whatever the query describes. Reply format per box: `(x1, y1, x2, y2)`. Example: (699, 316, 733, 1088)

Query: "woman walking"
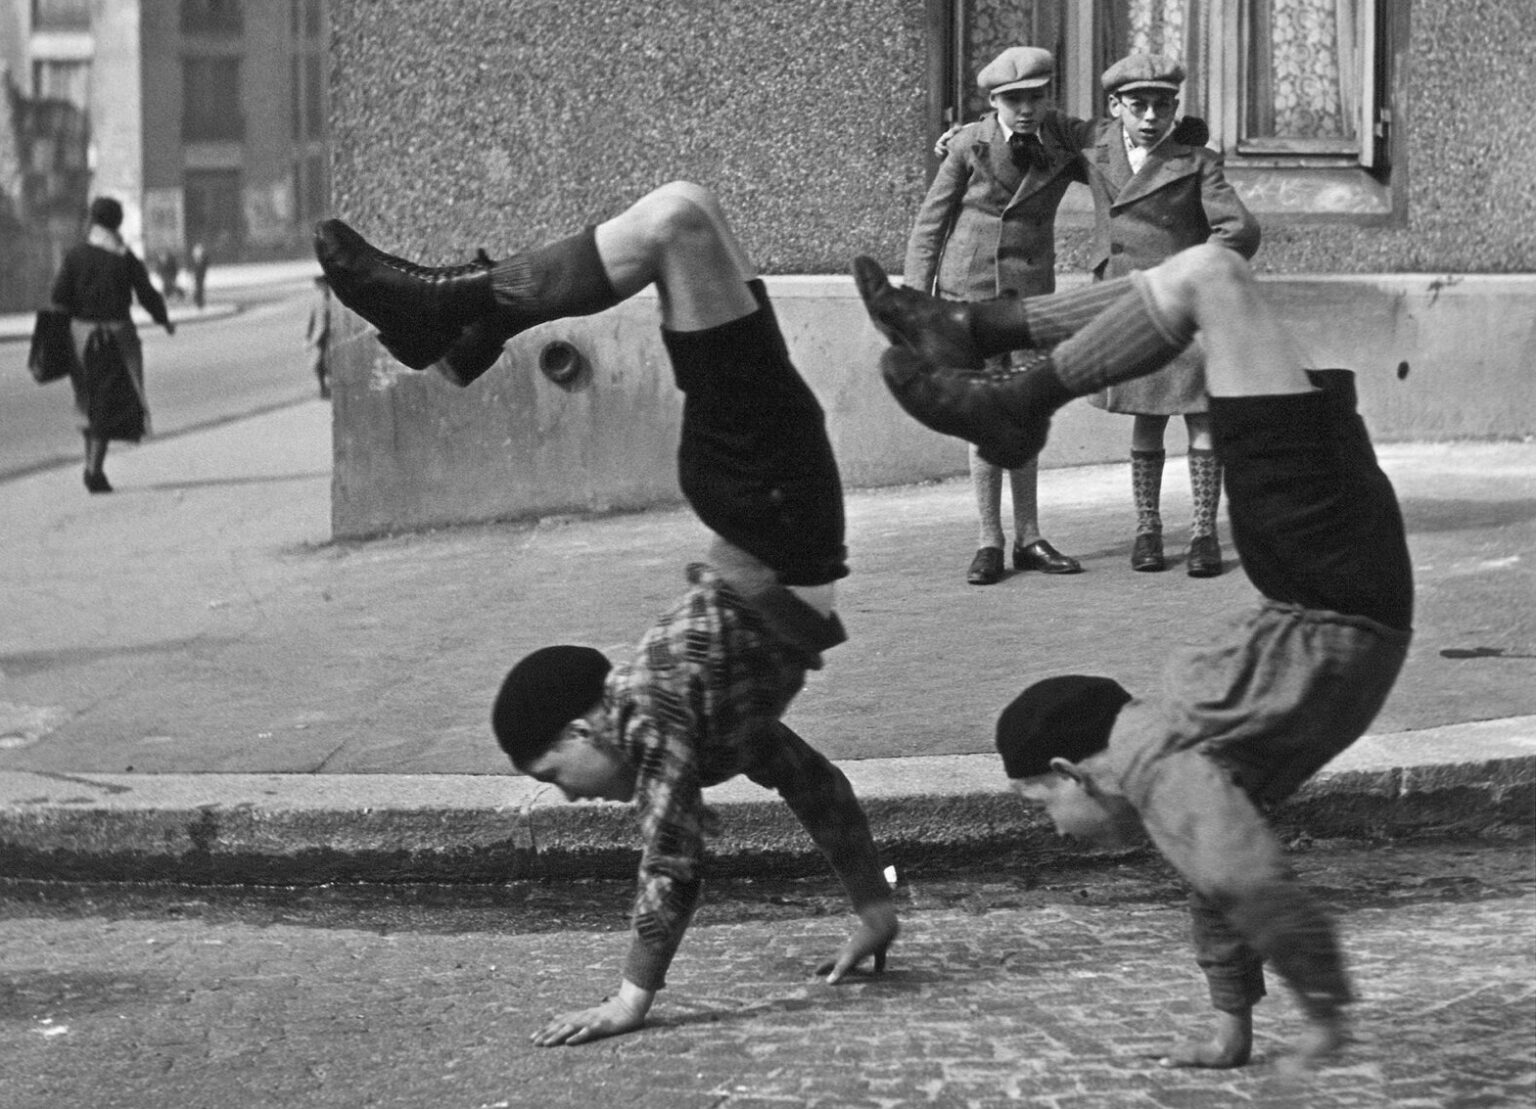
(49, 197, 175, 492)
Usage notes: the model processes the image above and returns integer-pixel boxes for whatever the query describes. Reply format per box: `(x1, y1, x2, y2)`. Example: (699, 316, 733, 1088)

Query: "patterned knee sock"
(1048, 274, 1197, 395)
(1131, 449, 1165, 535)
(1189, 448, 1222, 537)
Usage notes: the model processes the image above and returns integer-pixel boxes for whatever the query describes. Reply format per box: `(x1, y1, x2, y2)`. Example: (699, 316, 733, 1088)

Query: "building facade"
(320, 0, 1533, 539)
(0, 0, 330, 308)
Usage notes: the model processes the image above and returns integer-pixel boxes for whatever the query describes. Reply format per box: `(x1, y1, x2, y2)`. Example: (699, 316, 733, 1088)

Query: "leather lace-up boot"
(314, 219, 495, 369)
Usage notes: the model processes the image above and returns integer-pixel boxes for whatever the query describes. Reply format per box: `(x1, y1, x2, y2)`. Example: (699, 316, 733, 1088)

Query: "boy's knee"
(1144, 243, 1251, 324)
(1164, 242, 1246, 288)
(643, 182, 720, 240)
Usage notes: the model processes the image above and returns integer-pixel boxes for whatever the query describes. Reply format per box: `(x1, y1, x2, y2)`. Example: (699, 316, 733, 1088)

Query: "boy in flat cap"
(906, 46, 1085, 585)
(852, 242, 1413, 1068)
(1086, 53, 1260, 578)
(314, 182, 897, 1046)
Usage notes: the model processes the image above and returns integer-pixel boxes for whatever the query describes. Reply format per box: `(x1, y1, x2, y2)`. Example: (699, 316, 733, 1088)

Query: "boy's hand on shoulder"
(933, 122, 965, 159)
(1170, 115, 1210, 147)
(531, 980, 654, 1047)
(816, 901, 899, 984)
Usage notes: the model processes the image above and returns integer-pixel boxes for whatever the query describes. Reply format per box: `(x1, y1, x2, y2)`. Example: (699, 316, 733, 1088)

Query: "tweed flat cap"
(1101, 53, 1185, 93)
(978, 47, 1055, 94)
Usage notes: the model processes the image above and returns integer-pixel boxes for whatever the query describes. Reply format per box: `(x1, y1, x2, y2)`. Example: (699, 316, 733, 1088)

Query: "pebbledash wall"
(327, 0, 1536, 540)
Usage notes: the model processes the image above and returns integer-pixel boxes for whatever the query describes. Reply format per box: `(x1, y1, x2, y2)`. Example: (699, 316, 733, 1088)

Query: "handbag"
(27, 308, 77, 384)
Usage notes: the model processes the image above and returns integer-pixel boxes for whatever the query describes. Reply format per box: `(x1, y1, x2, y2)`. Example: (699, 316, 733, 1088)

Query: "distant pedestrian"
(49, 196, 176, 493)
(188, 241, 210, 309)
(155, 249, 183, 302)
(305, 275, 333, 399)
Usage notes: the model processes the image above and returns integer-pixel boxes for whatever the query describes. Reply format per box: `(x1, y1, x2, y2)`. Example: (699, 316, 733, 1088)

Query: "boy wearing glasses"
(1085, 54, 1259, 578)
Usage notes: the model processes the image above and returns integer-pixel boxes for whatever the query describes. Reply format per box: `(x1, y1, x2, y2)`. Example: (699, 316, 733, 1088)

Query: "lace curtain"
(962, 2, 1065, 118)
(1248, 0, 1358, 140)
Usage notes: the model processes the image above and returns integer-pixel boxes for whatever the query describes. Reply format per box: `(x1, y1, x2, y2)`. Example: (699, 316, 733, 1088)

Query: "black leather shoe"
(967, 547, 1005, 585)
(1013, 539, 1082, 575)
(83, 470, 112, 494)
(879, 347, 1067, 470)
(1131, 531, 1165, 572)
(1186, 533, 1224, 578)
(852, 255, 983, 369)
(314, 220, 496, 369)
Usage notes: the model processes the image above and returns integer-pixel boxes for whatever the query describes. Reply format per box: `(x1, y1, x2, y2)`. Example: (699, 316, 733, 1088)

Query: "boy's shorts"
(662, 283, 848, 587)
(1139, 600, 1411, 806)
(1212, 370, 1413, 632)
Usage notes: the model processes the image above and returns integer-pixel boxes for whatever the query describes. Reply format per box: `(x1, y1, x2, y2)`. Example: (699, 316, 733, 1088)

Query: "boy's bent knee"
(1143, 243, 1251, 325)
(637, 187, 719, 250)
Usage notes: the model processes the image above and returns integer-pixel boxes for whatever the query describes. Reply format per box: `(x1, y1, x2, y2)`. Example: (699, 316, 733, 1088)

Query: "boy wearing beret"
(852, 242, 1413, 1068)
(314, 182, 896, 1047)
(1085, 53, 1260, 577)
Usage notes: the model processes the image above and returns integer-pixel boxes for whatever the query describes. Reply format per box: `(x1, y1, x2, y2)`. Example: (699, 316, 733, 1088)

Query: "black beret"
(994, 675, 1133, 779)
(492, 645, 611, 761)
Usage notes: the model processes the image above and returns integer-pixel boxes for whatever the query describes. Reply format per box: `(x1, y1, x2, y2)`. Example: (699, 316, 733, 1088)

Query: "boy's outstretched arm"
(749, 723, 899, 981)
(531, 979, 656, 1047)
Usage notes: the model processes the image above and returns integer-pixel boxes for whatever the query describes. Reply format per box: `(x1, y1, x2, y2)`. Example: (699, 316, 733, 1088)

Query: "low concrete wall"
(331, 274, 1536, 540)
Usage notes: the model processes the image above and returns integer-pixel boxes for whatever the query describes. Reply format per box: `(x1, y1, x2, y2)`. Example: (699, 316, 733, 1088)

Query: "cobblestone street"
(3, 837, 1531, 1108)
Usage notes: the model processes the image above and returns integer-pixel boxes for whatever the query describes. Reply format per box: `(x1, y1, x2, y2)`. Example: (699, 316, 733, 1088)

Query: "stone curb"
(2, 718, 1531, 887)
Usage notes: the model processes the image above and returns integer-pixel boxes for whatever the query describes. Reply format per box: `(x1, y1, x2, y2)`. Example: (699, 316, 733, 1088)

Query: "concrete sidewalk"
(0, 393, 1532, 883)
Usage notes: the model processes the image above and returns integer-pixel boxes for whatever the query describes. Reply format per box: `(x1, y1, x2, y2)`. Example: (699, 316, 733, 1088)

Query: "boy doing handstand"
(852, 243, 1413, 1068)
(314, 182, 897, 1047)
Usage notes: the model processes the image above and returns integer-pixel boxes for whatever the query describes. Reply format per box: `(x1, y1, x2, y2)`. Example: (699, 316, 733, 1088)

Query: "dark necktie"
(1009, 131, 1047, 172)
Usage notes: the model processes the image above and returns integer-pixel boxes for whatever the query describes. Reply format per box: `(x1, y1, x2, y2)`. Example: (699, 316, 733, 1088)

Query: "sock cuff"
(1129, 271, 1197, 348)
(490, 225, 615, 307)
(1131, 448, 1167, 461)
(1188, 447, 1218, 459)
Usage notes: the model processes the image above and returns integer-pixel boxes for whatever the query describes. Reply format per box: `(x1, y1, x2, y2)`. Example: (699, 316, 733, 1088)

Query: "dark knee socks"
(487, 225, 620, 332)
(969, 274, 1195, 400)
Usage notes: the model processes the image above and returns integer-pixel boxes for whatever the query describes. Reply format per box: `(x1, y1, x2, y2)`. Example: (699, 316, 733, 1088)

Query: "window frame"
(1228, 0, 1385, 169)
(929, 0, 1399, 222)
